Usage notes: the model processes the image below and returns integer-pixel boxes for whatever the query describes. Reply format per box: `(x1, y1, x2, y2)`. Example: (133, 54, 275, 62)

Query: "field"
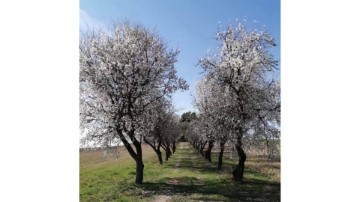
(80, 142, 280, 201)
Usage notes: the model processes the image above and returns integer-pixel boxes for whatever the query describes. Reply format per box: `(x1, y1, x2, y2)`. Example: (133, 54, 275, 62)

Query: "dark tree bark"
(117, 127, 145, 184)
(156, 150, 163, 165)
(133, 134, 144, 184)
(232, 136, 247, 183)
(162, 144, 172, 161)
(204, 140, 214, 162)
(135, 158, 144, 184)
(217, 138, 227, 170)
(155, 140, 163, 165)
(172, 142, 176, 153)
(144, 137, 163, 165)
(166, 146, 172, 160)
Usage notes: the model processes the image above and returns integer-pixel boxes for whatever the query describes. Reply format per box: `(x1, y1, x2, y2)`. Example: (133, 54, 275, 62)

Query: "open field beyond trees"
(80, 142, 280, 201)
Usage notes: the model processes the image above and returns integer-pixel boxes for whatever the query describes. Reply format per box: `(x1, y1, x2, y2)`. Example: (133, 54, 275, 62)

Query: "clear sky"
(80, 0, 280, 115)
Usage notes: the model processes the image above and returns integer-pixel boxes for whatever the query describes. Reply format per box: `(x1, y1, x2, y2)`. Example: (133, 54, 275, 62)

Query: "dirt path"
(151, 143, 188, 202)
(152, 195, 172, 202)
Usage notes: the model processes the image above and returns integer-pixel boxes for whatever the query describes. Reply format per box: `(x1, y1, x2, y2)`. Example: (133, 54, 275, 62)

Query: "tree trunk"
(205, 140, 214, 162)
(133, 133, 144, 184)
(232, 139, 246, 183)
(218, 140, 226, 170)
(162, 144, 172, 161)
(266, 138, 273, 160)
(172, 142, 176, 153)
(196, 142, 200, 151)
(135, 159, 144, 184)
(143, 137, 163, 165)
(166, 146, 172, 160)
(156, 150, 163, 165)
(116, 128, 144, 184)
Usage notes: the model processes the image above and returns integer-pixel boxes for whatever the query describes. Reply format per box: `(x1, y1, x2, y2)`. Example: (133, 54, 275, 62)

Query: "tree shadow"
(139, 177, 280, 201)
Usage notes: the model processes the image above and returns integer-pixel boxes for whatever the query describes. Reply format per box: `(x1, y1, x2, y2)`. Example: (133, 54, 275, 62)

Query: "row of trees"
(80, 20, 280, 184)
(187, 22, 280, 182)
(80, 21, 188, 184)
(143, 102, 181, 164)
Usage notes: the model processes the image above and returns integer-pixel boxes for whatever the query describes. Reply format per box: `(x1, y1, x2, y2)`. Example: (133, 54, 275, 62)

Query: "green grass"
(80, 143, 280, 201)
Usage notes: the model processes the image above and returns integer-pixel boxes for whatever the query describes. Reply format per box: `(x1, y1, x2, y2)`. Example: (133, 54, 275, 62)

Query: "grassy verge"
(80, 142, 280, 201)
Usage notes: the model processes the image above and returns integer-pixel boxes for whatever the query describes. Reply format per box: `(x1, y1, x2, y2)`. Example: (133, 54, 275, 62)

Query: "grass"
(244, 155, 280, 182)
(80, 142, 280, 201)
(211, 153, 281, 183)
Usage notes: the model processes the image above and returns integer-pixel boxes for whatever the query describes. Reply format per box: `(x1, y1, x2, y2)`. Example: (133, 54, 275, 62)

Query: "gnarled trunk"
(116, 128, 144, 184)
(165, 146, 172, 160)
(204, 140, 214, 162)
(172, 142, 176, 153)
(134, 138, 144, 184)
(232, 138, 246, 183)
(156, 150, 163, 165)
(135, 159, 144, 184)
(143, 137, 163, 165)
(162, 144, 172, 161)
(217, 139, 226, 170)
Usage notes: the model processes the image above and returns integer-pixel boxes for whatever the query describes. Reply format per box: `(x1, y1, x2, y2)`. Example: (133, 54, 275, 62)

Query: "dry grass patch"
(246, 155, 280, 182)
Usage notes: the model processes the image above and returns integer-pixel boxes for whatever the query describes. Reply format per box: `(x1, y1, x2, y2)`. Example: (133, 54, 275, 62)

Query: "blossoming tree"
(197, 22, 280, 182)
(79, 21, 188, 184)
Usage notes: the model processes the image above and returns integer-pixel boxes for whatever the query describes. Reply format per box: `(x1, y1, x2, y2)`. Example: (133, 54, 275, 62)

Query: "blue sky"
(80, 0, 280, 115)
